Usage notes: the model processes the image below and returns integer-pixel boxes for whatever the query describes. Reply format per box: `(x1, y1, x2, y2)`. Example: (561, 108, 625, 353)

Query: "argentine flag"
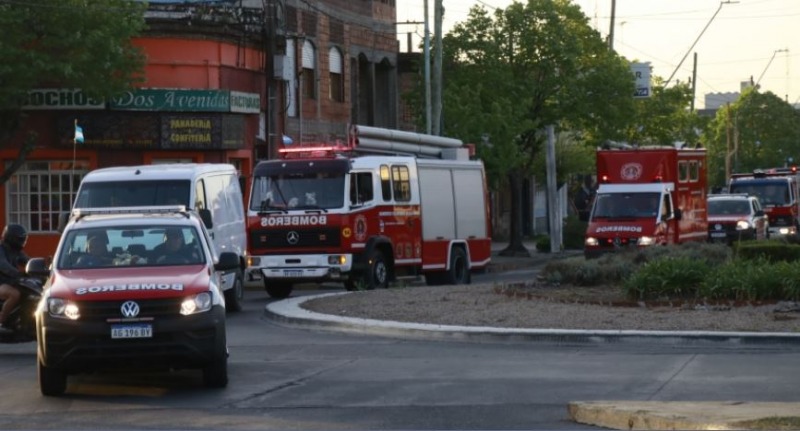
(74, 123, 84, 144)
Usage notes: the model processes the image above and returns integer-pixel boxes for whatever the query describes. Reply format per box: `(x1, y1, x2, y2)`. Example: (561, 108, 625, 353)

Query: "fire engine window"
(678, 161, 689, 183)
(350, 172, 373, 205)
(380, 165, 391, 201)
(391, 165, 411, 202)
(689, 161, 700, 181)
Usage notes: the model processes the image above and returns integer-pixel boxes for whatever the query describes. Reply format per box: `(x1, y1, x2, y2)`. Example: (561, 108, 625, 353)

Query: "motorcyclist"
(0, 224, 30, 332)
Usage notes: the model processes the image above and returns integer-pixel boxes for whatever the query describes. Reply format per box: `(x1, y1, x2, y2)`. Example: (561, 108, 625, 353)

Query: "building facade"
(1, 0, 399, 258)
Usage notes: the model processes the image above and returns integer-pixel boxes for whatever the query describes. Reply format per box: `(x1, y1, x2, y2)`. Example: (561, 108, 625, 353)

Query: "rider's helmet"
(1, 224, 27, 251)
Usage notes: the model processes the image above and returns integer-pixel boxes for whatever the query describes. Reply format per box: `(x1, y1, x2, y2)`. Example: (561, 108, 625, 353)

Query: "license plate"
(710, 232, 726, 238)
(111, 324, 153, 339)
(284, 269, 303, 277)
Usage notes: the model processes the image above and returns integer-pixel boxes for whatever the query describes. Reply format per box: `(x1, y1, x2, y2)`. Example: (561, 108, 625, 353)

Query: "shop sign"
(229, 91, 260, 114)
(57, 113, 160, 148)
(109, 89, 260, 113)
(23, 89, 105, 110)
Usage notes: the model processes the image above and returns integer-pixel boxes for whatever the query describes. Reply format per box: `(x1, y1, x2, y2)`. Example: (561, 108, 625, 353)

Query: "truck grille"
(77, 298, 185, 321)
(250, 228, 341, 249)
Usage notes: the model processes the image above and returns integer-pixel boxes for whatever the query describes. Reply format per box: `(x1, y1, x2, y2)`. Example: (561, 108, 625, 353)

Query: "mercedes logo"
(287, 231, 300, 245)
(120, 301, 140, 318)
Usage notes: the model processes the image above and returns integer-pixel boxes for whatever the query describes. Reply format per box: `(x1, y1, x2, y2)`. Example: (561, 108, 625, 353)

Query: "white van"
(69, 163, 247, 311)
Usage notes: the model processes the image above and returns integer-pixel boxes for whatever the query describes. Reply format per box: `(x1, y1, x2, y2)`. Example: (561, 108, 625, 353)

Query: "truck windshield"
(708, 200, 750, 215)
(250, 173, 345, 211)
(591, 192, 661, 219)
(729, 181, 789, 206)
(75, 180, 191, 208)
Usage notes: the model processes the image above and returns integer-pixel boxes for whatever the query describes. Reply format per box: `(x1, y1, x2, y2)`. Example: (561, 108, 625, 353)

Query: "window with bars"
(5, 160, 89, 233)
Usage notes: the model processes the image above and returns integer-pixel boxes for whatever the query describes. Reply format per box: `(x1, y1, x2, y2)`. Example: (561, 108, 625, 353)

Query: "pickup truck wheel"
(224, 271, 244, 312)
(38, 358, 67, 396)
(444, 247, 470, 285)
(366, 250, 388, 290)
(203, 337, 228, 388)
(265, 281, 293, 299)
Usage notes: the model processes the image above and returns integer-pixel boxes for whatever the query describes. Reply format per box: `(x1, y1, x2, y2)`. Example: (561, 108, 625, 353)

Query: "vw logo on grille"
(120, 301, 140, 318)
(287, 231, 300, 245)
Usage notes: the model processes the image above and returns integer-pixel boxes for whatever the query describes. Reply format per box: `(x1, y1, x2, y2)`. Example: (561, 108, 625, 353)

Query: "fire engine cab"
(728, 167, 800, 239)
(246, 125, 492, 298)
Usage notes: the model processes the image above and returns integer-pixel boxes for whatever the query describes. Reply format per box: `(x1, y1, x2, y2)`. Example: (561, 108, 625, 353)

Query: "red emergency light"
(599, 174, 610, 183)
(278, 140, 352, 159)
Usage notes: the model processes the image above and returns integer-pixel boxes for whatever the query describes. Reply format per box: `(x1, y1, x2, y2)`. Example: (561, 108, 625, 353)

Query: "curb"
(264, 293, 800, 346)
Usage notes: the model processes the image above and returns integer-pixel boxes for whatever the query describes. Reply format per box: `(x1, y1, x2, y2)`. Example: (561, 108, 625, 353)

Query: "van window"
(195, 181, 207, 211)
(75, 180, 190, 208)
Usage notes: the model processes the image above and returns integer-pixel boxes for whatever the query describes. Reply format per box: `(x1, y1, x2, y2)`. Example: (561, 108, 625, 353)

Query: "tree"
(703, 89, 800, 188)
(0, 0, 146, 183)
(622, 78, 705, 147)
(438, 0, 636, 255)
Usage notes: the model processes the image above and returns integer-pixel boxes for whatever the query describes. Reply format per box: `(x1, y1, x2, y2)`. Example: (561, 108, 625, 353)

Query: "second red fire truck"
(245, 125, 492, 298)
(584, 145, 709, 258)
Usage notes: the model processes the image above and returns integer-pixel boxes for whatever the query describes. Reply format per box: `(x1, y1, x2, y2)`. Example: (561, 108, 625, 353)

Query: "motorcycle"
(0, 259, 47, 343)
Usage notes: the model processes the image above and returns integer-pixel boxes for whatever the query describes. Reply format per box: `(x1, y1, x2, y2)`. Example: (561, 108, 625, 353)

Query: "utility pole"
(431, 0, 443, 135)
(607, 0, 616, 50)
(690, 52, 697, 112)
(665, 1, 737, 87)
(423, 0, 431, 134)
(756, 48, 789, 88)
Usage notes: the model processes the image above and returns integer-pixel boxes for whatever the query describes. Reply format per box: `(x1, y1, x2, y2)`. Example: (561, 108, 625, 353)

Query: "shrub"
(735, 240, 800, 263)
(622, 256, 708, 300)
(535, 235, 551, 253)
(562, 216, 587, 250)
(700, 258, 800, 301)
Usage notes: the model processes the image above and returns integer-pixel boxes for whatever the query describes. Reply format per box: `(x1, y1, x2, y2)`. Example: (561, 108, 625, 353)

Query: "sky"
(396, 0, 800, 110)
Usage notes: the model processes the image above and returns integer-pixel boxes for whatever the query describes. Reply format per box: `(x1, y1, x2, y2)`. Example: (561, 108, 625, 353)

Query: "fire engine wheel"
(38, 357, 67, 396)
(444, 247, 471, 285)
(224, 271, 244, 313)
(366, 250, 389, 290)
(265, 282, 293, 299)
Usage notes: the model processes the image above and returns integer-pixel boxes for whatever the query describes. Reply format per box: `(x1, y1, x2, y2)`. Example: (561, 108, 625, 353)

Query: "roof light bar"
(72, 205, 188, 218)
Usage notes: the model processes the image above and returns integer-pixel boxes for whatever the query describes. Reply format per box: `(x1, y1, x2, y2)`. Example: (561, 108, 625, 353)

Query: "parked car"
(707, 193, 769, 243)
(34, 206, 238, 396)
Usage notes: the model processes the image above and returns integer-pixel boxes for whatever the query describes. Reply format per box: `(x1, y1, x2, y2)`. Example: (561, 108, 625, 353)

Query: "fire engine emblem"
(287, 231, 300, 245)
(120, 301, 140, 318)
(342, 227, 352, 238)
(620, 163, 643, 181)
(355, 216, 367, 242)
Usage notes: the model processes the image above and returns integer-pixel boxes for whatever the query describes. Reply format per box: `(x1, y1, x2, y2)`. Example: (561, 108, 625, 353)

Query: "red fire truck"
(728, 167, 800, 239)
(245, 125, 492, 298)
(584, 145, 708, 258)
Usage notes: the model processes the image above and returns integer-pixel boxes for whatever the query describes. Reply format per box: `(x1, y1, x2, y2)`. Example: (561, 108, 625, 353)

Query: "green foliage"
(702, 89, 800, 187)
(535, 235, 550, 253)
(699, 258, 794, 301)
(623, 257, 709, 300)
(735, 240, 800, 263)
(562, 215, 587, 250)
(0, 0, 147, 108)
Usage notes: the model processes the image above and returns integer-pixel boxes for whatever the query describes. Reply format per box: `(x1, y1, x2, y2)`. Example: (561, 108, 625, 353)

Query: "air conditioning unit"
(273, 55, 292, 81)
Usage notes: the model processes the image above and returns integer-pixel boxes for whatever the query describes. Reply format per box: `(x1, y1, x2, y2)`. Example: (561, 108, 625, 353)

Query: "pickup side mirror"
(755, 209, 765, 217)
(673, 208, 683, 220)
(198, 208, 213, 229)
(215, 252, 239, 272)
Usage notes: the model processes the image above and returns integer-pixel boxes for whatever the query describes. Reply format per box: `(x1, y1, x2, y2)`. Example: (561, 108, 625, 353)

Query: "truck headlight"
(637, 236, 655, 246)
(180, 292, 212, 315)
(585, 237, 599, 246)
(736, 220, 751, 230)
(48, 298, 81, 320)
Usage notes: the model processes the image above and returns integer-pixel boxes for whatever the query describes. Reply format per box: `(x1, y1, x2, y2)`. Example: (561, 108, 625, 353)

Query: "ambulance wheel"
(265, 282, 293, 299)
(366, 249, 389, 290)
(444, 247, 470, 285)
(224, 271, 244, 312)
(38, 358, 67, 396)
